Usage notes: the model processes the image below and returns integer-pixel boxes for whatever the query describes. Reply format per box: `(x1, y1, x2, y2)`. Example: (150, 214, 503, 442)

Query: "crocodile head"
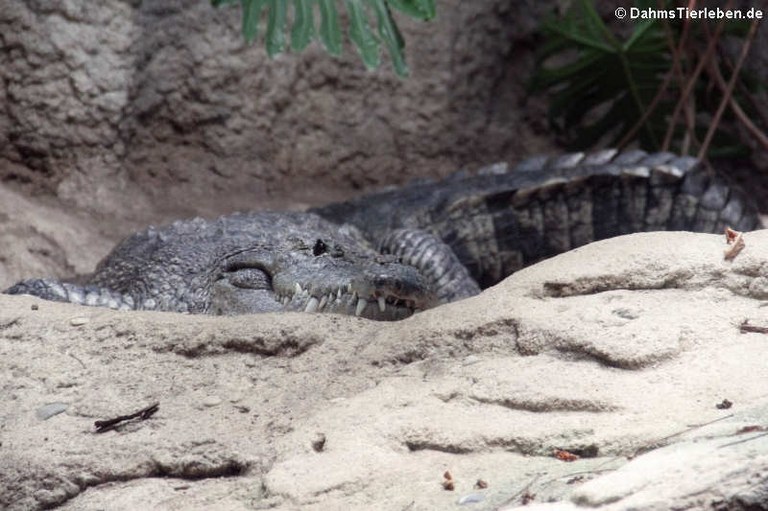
(209, 230, 437, 320)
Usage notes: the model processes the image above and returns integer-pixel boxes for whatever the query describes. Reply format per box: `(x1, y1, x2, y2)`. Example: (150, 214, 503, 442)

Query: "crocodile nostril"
(313, 239, 328, 256)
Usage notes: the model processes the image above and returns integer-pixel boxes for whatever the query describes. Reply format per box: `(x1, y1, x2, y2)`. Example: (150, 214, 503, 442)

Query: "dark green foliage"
(530, 0, 671, 149)
(531, 0, 766, 160)
(211, 0, 436, 76)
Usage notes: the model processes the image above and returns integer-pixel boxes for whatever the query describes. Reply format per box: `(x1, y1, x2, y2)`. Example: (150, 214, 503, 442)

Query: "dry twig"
(697, 16, 760, 160)
(94, 402, 159, 433)
(740, 320, 768, 334)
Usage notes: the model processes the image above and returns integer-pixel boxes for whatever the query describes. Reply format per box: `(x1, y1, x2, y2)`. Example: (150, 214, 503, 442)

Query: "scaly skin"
(314, 149, 761, 288)
(6, 212, 437, 321)
(5, 150, 763, 320)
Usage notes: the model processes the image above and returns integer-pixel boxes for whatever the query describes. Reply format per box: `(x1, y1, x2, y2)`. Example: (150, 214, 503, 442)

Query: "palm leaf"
(530, 0, 671, 150)
(318, 0, 343, 55)
(242, 0, 268, 43)
(291, 0, 315, 51)
(386, 0, 435, 20)
(265, 0, 287, 56)
(346, 0, 380, 70)
(212, 0, 433, 76)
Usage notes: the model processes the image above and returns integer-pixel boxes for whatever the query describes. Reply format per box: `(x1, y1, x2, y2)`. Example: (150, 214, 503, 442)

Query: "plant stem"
(708, 57, 768, 151)
(697, 17, 760, 160)
(662, 0, 731, 152)
(617, 2, 689, 150)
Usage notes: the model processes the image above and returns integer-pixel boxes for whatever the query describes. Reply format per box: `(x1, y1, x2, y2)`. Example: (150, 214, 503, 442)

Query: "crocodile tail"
(511, 149, 760, 234)
(5, 278, 137, 310)
(428, 150, 762, 288)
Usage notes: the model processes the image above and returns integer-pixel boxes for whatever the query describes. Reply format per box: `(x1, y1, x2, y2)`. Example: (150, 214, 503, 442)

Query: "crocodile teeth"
(377, 296, 386, 313)
(294, 283, 303, 295)
(318, 295, 328, 310)
(337, 288, 343, 300)
(355, 298, 368, 317)
(305, 296, 319, 313)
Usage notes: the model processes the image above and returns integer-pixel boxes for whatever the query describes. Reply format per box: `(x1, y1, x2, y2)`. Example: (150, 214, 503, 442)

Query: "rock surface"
(0, 184, 115, 288)
(0, 0, 555, 222)
(2, 230, 768, 510)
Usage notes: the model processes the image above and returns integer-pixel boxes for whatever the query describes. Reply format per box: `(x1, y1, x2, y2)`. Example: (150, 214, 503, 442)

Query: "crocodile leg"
(378, 229, 481, 304)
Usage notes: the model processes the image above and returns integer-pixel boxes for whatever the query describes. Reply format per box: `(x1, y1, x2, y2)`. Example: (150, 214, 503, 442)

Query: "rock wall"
(0, 0, 556, 221)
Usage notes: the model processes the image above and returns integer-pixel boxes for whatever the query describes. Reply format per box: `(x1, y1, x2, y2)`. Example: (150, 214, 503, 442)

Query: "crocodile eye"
(313, 239, 328, 256)
(227, 268, 271, 290)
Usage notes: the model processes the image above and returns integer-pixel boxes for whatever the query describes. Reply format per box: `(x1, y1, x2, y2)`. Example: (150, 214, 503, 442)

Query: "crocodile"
(5, 149, 763, 321)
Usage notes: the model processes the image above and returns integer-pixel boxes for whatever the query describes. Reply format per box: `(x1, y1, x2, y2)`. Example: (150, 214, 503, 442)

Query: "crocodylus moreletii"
(5, 149, 763, 321)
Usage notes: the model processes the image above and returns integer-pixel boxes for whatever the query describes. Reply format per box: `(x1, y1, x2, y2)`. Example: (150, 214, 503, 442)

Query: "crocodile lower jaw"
(275, 286, 419, 321)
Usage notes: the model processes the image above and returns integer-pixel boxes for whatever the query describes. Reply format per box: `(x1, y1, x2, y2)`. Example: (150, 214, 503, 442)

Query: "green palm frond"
(212, 0, 436, 77)
(530, 0, 671, 149)
(531, 0, 767, 159)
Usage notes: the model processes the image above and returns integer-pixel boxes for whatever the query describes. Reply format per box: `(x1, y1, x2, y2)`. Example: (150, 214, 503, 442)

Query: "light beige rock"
(2, 230, 768, 510)
(0, 184, 115, 288)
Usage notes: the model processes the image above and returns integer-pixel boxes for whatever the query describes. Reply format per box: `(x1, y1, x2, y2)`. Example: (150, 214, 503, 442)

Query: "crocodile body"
(5, 150, 763, 320)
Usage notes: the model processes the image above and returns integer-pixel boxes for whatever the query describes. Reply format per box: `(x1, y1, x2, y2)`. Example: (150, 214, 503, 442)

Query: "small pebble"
(462, 355, 481, 366)
(457, 493, 485, 505)
(36, 403, 68, 420)
(311, 432, 327, 452)
(202, 396, 223, 407)
(716, 398, 733, 410)
(69, 317, 90, 326)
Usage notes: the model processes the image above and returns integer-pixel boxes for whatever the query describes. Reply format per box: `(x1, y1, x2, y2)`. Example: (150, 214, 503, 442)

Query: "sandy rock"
(0, 184, 116, 288)
(2, 231, 768, 510)
(0, 0, 556, 221)
(512, 408, 768, 510)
